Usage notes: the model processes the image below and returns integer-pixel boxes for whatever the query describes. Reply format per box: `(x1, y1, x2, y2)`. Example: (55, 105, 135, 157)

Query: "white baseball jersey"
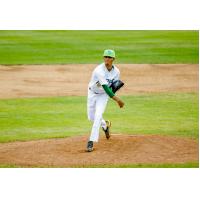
(88, 63, 120, 94)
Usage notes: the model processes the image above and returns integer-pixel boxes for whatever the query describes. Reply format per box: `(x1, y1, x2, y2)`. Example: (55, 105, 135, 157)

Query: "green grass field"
(0, 93, 198, 143)
(0, 30, 198, 64)
(0, 162, 198, 168)
(0, 30, 198, 167)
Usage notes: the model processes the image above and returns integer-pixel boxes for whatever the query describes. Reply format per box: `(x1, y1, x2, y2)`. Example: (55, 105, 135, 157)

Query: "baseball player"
(87, 49, 125, 152)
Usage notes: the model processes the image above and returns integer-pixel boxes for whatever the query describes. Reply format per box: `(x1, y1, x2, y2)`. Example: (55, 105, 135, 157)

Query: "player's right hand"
(117, 99, 125, 108)
(112, 95, 124, 108)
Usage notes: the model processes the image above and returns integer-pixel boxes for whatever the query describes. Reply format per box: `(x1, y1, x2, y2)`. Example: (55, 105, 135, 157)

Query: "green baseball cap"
(103, 49, 115, 58)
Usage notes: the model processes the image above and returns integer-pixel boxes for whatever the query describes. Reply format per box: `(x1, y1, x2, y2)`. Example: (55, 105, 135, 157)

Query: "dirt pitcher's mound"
(0, 135, 198, 167)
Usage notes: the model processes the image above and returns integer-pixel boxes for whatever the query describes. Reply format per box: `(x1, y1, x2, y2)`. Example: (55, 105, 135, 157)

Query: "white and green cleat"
(103, 120, 111, 139)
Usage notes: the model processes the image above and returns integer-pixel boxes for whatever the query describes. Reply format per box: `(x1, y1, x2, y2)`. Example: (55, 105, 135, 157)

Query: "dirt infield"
(0, 64, 198, 99)
(0, 134, 198, 167)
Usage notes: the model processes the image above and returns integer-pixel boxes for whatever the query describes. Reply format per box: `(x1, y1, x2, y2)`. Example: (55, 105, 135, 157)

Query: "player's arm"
(102, 84, 115, 98)
(112, 95, 124, 108)
(96, 72, 124, 108)
(102, 84, 124, 108)
(111, 71, 124, 108)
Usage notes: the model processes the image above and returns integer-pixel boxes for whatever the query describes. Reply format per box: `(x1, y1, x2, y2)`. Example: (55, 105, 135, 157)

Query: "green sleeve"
(102, 84, 115, 98)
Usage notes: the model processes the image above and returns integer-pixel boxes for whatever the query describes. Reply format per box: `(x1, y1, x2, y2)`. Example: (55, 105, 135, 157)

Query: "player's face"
(104, 56, 114, 67)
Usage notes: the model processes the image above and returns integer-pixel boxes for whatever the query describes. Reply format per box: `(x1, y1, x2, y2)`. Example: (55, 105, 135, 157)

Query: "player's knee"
(95, 113, 103, 121)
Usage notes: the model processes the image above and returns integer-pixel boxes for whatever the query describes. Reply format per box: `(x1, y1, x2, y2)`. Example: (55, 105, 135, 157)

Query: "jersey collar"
(103, 63, 114, 72)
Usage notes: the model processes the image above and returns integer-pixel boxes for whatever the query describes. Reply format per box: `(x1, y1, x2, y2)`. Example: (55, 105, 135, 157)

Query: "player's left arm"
(96, 71, 124, 108)
(102, 85, 115, 98)
(109, 70, 125, 108)
(102, 83, 124, 108)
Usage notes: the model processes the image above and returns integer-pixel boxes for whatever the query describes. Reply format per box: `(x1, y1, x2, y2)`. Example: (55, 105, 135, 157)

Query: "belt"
(89, 87, 100, 94)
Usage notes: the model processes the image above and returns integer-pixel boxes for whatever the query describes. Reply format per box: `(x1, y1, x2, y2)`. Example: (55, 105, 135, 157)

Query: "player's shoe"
(87, 141, 93, 152)
(103, 120, 111, 139)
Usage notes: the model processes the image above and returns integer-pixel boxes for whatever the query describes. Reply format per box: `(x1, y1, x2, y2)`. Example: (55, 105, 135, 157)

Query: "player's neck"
(105, 63, 113, 71)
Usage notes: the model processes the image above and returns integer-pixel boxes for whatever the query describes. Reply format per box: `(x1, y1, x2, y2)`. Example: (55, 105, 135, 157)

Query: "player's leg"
(87, 89, 96, 122)
(89, 94, 108, 142)
(87, 90, 97, 152)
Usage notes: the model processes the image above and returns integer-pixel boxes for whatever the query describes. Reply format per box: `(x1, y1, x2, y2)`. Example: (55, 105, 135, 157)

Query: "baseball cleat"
(87, 141, 93, 152)
(103, 120, 111, 139)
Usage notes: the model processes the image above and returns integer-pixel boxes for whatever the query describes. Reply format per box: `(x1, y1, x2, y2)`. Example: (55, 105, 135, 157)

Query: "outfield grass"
(0, 30, 198, 64)
(79, 162, 199, 168)
(0, 93, 198, 143)
(0, 162, 198, 168)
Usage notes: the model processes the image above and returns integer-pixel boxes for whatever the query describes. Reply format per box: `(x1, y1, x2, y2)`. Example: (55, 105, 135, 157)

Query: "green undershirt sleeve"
(102, 84, 115, 98)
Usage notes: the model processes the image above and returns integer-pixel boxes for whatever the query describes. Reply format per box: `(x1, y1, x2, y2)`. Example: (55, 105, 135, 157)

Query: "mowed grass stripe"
(0, 93, 198, 143)
(0, 30, 198, 64)
(0, 162, 198, 168)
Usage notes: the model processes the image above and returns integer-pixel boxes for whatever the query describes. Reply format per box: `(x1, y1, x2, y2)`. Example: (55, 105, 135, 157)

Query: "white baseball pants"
(87, 89, 109, 142)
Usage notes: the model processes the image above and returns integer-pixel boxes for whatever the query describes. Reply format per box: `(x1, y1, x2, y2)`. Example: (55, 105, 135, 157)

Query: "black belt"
(89, 87, 100, 94)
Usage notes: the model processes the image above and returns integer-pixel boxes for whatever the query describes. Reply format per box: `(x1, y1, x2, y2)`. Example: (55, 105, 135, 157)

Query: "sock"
(101, 119, 107, 130)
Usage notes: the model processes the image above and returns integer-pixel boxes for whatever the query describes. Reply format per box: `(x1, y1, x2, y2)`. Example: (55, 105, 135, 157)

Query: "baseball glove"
(110, 80, 124, 93)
